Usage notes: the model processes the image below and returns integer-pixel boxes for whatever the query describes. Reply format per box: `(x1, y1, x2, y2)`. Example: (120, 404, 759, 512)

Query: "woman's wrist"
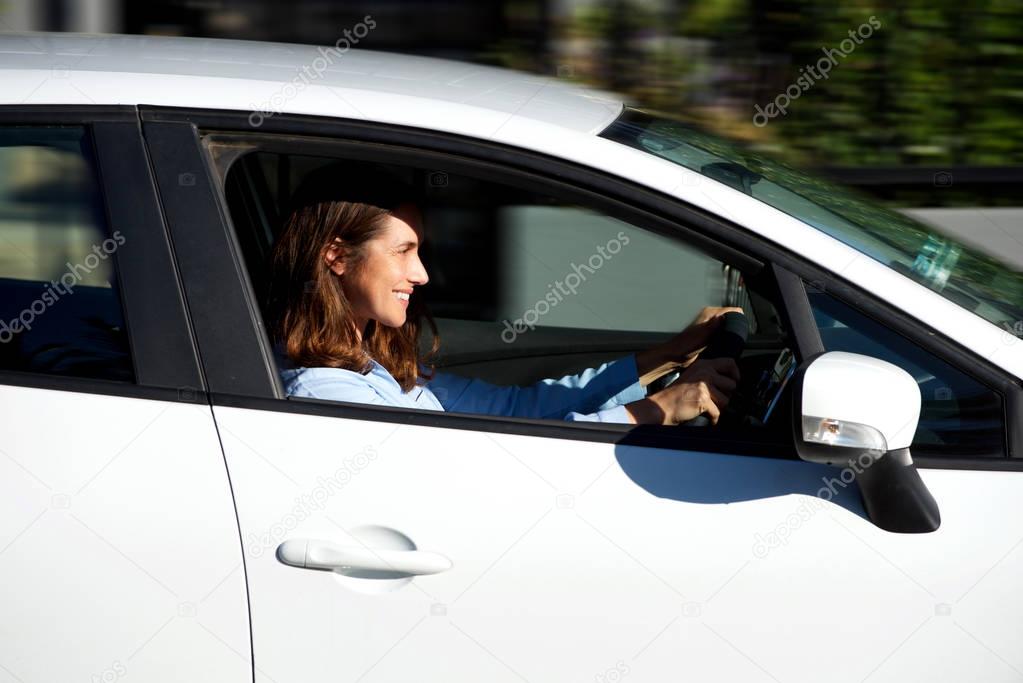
(635, 346, 673, 387)
(624, 396, 669, 425)
(635, 334, 695, 387)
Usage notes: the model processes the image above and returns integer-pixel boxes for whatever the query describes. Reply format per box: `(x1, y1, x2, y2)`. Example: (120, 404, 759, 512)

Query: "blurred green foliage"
(492, 1, 1023, 171)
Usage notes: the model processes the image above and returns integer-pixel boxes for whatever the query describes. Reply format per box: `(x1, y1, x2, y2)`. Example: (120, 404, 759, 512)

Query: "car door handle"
(276, 539, 452, 576)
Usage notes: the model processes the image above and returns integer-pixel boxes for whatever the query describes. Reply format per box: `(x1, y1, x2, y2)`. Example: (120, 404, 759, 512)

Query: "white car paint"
(0, 386, 250, 682)
(802, 352, 922, 451)
(0, 32, 1020, 683)
(217, 406, 1023, 683)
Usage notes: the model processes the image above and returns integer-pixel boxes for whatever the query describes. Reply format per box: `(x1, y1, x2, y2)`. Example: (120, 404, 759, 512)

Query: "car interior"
(0, 276, 131, 381)
(218, 147, 803, 443)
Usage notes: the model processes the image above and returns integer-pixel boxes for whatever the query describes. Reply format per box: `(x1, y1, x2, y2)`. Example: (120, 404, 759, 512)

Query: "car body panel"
(217, 404, 1023, 683)
(0, 386, 250, 682)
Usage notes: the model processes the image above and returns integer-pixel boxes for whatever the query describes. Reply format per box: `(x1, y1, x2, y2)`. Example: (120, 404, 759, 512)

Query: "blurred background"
(2, 0, 1021, 262)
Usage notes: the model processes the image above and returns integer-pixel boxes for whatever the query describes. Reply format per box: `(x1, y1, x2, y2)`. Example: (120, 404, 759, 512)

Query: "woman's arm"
(427, 354, 645, 420)
(425, 307, 744, 422)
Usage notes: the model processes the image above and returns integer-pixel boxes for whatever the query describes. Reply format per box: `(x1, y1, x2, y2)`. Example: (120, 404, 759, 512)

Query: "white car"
(1, 32, 1021, 683)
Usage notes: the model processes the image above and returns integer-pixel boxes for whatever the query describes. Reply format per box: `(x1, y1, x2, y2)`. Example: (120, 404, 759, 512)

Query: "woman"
(267, 165, 740, 425)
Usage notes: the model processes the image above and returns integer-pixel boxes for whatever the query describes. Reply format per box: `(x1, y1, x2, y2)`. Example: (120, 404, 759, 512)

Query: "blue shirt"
(278, 349, 647, 423)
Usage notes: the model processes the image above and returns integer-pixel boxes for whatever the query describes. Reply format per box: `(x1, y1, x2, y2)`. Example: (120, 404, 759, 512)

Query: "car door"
(145, 108, 1023, 683)
(0, 109, 250, 683)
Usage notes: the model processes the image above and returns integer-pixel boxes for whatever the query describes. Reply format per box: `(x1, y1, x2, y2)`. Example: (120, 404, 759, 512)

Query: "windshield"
(601, 108, 1023, 335)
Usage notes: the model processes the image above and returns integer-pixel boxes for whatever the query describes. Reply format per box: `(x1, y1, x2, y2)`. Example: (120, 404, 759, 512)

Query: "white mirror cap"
(802, 351, 921, 451)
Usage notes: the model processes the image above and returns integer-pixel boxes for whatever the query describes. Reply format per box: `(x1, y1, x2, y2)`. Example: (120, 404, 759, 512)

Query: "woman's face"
(328, 203, 428, 332)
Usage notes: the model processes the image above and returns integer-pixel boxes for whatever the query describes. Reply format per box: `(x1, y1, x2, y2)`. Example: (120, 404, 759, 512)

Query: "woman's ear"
(323, 237, 346, 276)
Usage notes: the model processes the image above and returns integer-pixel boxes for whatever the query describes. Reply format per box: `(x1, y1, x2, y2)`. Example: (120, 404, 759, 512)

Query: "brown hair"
(267, 166, 439, 392)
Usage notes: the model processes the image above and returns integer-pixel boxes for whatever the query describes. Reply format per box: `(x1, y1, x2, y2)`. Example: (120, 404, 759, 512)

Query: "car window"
(0, 127, 132, 382)
(808, 288, 1004, 457)
(221, 150, 778, 405)
(224, 152, 756, 357)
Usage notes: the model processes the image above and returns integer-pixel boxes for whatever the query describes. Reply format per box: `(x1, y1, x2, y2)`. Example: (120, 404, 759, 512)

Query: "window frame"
(139, 106, 1023, 468)
(0, 106, 206, 405)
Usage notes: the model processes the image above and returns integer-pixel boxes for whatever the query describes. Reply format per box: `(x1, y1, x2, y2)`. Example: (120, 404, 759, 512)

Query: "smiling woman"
(267, 163, 437, 392)
(264, 161, 741, 425)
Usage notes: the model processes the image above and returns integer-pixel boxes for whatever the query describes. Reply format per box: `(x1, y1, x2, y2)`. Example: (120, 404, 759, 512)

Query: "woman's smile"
(334, 203, 427, 335)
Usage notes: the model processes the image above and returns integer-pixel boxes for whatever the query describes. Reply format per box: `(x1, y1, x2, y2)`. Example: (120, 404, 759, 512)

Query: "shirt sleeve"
(427, 354, 645, 422)
(562, 403, 636, 423)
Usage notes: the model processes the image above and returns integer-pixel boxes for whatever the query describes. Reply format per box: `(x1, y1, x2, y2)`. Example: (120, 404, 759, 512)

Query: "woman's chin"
(378, 312, 407, 328)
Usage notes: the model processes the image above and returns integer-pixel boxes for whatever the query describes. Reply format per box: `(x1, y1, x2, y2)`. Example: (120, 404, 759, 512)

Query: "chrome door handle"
(276, 539, 452, 576)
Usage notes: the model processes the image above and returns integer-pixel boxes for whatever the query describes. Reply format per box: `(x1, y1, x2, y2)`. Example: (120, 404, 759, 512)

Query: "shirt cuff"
(563, 403, 634, 424)
(597, 353, 647, 410)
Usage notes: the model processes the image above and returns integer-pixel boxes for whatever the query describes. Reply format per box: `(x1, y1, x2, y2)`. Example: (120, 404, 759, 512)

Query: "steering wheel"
(655, 312, 749, 426)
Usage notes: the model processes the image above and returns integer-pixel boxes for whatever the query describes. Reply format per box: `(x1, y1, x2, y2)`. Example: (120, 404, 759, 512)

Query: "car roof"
(0, 32, 624, 136)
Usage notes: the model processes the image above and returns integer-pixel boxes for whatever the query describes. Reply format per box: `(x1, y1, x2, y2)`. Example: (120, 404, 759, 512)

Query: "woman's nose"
(409, 255, 429, 285)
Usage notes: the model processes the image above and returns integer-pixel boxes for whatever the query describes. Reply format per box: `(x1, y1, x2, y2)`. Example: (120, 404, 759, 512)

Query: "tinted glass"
(0, 127, 132, 382)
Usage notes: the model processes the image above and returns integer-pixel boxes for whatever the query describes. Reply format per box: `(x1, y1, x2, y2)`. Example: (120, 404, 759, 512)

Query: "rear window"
(0, 127, 132, 382)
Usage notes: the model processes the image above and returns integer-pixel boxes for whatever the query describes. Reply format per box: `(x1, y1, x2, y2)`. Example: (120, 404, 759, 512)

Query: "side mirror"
(792, 351, 940, 533)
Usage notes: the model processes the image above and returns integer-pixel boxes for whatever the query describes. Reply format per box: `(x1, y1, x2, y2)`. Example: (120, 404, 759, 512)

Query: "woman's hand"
(624, 357, 740, 425)
(635, 306, 744, 386)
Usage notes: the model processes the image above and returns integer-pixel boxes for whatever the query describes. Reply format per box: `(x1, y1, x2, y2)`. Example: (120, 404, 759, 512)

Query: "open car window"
(225, 152, 763, 367)
(219, 149, 793, 435)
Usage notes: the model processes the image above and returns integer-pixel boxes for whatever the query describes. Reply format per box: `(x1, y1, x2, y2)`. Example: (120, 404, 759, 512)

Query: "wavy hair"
(266, 163, 439, 391)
